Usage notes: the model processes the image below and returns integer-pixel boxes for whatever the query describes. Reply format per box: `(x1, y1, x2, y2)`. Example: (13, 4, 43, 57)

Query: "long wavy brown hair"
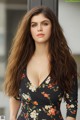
(4, 6, 77, 97)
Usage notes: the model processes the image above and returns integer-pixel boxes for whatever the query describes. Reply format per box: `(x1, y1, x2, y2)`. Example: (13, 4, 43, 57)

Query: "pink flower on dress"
(71, 110, 76, 114)
(41, 92, 49, 98)
(48, 82, 57, 89)
(28, 97, 31, 101)
(48, 84, 53, 88)
(21, 73, 26, 79)
(24, 113, 28, 119)
(48, 108, 56, 116)
(33, 101, 38, 105)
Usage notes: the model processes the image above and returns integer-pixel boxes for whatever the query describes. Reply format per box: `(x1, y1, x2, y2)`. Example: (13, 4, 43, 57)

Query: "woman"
(4, 6, 78, 120)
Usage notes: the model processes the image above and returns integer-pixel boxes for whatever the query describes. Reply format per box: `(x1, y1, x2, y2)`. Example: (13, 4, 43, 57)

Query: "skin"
(30, 13, 52, 45)
(10, 97, 21, 120)
(66, 117, 76, 120)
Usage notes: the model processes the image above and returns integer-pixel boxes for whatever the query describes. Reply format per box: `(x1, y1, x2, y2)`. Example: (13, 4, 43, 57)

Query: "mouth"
(37, 34, 45, 37)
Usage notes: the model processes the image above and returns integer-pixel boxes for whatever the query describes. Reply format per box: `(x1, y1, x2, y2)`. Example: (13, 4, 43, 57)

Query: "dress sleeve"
(64, 73, 78, 118)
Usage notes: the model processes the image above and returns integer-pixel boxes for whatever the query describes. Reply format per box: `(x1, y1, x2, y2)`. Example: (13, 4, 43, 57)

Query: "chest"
(26, 57, 50, 88)
(20, 73, 64, 105)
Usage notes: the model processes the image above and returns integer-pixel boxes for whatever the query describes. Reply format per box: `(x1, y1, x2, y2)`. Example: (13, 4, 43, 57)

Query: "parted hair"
(4, 6, 77, 97)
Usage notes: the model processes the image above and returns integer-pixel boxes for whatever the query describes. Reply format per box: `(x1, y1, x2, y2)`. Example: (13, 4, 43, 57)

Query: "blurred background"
(0, 0, 80, 119)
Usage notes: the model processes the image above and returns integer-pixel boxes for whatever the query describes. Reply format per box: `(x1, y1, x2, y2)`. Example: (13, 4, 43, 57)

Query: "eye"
(31, 24, 37, 27)
(43, 22, 49, 26)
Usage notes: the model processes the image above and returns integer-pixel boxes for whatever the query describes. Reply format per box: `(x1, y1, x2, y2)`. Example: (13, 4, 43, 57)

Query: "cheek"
(45, 27, 52, 38)
(30, 28, 36, 37)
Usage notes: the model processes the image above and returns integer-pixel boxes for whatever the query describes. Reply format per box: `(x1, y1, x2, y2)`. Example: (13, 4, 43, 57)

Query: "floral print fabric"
(15, 69, 78, 120)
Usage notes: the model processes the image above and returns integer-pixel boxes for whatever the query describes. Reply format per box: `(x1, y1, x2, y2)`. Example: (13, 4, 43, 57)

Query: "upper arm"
(10, 97, 21, 118)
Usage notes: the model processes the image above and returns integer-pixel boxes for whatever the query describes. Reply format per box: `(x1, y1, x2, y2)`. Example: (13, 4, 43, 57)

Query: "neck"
(34, 42, 49, 57)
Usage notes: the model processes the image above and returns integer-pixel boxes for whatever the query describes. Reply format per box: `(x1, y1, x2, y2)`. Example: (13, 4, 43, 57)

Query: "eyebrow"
(31, 20, 50, 24)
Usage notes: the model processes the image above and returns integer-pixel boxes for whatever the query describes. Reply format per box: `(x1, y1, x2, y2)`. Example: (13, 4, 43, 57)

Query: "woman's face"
(30, 13, 52, 44)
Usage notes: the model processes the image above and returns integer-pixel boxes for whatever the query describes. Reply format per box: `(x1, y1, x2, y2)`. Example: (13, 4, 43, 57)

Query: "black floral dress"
(15, 68, 78, 120)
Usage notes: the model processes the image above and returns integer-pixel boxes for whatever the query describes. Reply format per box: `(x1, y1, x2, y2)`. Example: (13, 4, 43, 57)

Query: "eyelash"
(31, 24, 36, 27)
(44, 23, 49, 25)
(31, 23, 49, 27)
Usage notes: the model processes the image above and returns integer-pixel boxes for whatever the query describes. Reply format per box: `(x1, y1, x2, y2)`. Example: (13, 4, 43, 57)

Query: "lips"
(37, 34, 45, 37)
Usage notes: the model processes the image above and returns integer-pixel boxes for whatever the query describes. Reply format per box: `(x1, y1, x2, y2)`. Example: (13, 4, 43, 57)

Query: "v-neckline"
(24, 68, 50, 90)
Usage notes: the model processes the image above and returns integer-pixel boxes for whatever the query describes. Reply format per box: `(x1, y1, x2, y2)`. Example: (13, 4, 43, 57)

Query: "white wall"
(0, 92, 9, 120)
(59, 0, 80, 54)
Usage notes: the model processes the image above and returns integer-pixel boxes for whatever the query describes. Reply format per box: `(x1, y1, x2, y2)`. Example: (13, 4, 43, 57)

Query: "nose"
(37, 24, 42, 31)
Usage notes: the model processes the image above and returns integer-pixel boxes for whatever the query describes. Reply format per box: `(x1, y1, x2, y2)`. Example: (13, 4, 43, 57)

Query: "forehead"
(31, 13, 50, 22)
